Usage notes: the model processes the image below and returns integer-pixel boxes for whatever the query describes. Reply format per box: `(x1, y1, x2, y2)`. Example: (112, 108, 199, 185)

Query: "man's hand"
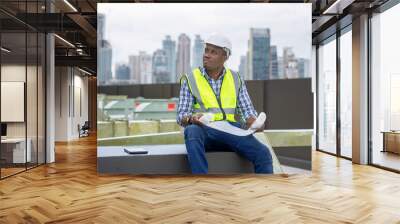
(190, 113, 204, 126)
(182, 114, 204, 127)
(246, 116, 265, 132)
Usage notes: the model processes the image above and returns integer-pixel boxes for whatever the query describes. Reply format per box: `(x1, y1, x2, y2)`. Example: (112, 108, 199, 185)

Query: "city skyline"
(98, 3, 311, 74)
(110, 32, 310, 83)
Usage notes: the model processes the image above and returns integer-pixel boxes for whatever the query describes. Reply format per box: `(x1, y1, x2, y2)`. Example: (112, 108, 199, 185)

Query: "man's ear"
(223, 54, 228, 62)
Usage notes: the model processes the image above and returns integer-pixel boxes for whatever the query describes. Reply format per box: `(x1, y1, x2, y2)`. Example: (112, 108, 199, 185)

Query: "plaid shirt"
(177, 67, 258, 127)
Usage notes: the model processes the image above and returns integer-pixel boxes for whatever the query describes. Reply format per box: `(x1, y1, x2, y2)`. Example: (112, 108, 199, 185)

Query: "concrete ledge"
(97, 145, 254, 174)
(274, 146, 312, 170)
(97, 131, 312, 174)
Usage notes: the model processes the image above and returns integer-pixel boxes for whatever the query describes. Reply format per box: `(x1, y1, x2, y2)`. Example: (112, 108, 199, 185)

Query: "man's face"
(203, 43, 227, 70)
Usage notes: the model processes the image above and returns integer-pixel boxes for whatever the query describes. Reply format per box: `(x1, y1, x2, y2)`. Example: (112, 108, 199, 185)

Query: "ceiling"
(0, 0, 392, 75)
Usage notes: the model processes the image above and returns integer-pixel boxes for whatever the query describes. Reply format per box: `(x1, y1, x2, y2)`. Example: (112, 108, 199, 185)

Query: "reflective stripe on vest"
(180, 67, 241, 122)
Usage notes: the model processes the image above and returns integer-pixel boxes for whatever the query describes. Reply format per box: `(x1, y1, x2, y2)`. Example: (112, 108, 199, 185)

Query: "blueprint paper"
(205, 121, 256, 136)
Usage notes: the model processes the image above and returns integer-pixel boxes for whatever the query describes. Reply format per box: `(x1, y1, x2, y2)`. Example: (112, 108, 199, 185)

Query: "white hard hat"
(205, 34, 232, 58)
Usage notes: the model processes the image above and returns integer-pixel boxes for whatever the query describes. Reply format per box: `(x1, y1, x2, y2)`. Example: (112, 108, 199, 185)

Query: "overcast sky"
(98, 3, 311, 71)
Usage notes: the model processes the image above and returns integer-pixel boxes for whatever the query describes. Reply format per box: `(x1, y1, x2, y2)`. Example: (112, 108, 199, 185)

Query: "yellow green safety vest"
(180, 67, 241, 122)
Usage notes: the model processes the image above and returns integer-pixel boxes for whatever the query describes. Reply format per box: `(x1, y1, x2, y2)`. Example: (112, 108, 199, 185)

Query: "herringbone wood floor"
(1, 134, 400, 223)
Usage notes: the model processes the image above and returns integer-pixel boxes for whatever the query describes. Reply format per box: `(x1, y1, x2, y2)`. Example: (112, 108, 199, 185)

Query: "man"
(177, 34, 273, 174)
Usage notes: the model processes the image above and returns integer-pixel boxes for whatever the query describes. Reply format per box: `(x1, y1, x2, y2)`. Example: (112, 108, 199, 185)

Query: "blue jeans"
(184, 122, 273, 174)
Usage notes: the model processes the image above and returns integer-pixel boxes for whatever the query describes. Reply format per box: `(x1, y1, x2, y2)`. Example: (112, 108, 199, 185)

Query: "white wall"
(1, 65, 26, 138)
(55, 67, 89, 141)
(71, 73, 89, 138)
(1, 64, 46, 164)
(1, 65, 41, 137)
(55, 67, 69, 141)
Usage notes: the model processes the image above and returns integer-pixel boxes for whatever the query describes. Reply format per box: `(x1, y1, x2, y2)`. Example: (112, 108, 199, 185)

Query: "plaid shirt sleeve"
(237, 74, 258, 121)
(177, 78, 194, 127)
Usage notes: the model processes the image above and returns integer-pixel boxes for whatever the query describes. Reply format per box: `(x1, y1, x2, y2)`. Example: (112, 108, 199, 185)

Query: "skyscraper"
(192, 35, 204, 69)
(283, 47, 298, 79)
(97, 14, 105, 42)
(162, 35, 176, 83)
(278, 56, 284, 79)
(239, 55, 247, 79)
(297, 58, 310, 78)
(176, 33, 191, 82)
(128, 55, 140, 83)
(248, 28, 270, 80)
(98, 40, 112, 85)
(287, 60, 299, 79)
(97, 14, 112, 85)
(270, 45, 278, 80)
(115, 63, 130, 81)
(139, 51, 152, 84)
(246, 51, 252, 80)
(152, 49, 169, 83)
